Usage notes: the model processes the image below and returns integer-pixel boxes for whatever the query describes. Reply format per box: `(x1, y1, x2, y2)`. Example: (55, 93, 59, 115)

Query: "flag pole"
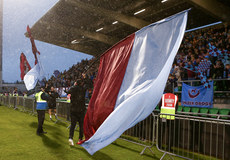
(82, 55, 100, 75)
(183, 67, 197, 73)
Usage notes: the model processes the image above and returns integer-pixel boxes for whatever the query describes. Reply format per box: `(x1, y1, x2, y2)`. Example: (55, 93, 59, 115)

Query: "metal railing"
(0, 96, 36, 114)
(121, 112, 158, 155)
(156, 113, 230, 160)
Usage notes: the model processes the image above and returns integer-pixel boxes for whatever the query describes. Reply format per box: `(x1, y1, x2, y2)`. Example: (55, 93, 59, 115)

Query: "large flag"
(20, 53, 31, 80)
(81, 10, 188, 155)
(27, 25, 40, 65)
(24, 55, 45, 90)
(181, 81, 213, 108)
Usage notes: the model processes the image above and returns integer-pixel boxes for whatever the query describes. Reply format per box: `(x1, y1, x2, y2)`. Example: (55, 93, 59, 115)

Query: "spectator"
(209, 59, 224, 90)
(34, 86, 50, 135)
(66, 80, 86, 146)
(224, 64, 230, 91)
(158, 93, 178, 151)
(48, 86, 60, 120)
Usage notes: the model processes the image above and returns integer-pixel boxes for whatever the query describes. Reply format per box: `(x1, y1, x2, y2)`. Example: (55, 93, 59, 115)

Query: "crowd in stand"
(169, 24, 230, 91)
(42, 57, 99, 100)
(45, 24, 230, 96)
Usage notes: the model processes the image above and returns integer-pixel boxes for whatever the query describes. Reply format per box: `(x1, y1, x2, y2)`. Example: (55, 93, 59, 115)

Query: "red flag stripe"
(83, 34, 135, 140)
(20, 53, 31, 80)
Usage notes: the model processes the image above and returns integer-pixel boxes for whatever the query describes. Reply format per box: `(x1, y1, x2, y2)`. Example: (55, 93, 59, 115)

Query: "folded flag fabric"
(81, 10, 189, 155)
(24, 55, 44, 90)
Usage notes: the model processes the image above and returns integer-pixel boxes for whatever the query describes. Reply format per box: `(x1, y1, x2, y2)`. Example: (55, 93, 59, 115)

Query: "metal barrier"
(1, 95, 230, 159)
(0, 95, 72, 125)
(0, 96, 37, 115)
(157, 113, 230, 160)
(120, 112, 158, 155)
(56, 100, 71, 124)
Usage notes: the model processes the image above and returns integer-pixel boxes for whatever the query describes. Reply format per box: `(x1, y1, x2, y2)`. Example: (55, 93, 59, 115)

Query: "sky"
(3, 0, 93, 83)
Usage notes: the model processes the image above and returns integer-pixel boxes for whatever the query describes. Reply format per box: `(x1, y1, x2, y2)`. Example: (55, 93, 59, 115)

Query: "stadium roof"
(26, 0, 230, 57)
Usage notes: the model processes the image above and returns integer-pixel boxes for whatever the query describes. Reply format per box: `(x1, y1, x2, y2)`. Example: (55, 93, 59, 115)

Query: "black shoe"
(41, 131, 47, 134)
(37, 131, 47, 135)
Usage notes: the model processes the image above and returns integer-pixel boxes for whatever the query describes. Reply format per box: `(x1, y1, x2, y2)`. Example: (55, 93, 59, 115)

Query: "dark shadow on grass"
(72, 145, 113, 160)
(40, 134, 62, 149)
(92, 151, 114, 160)
(39, 134, 68, 160)
(29, 122, 37, 128)
(29, 122, 64, 143)
(29, 121, 63, 131)
(29, 122, 58, 131)
(54, 120, 69, 128)
(30, 120, 64, 148)
(112, 142, 157, 159)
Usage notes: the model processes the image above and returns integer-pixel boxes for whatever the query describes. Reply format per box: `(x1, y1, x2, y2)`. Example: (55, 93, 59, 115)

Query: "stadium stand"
(45, 23, 230, 117)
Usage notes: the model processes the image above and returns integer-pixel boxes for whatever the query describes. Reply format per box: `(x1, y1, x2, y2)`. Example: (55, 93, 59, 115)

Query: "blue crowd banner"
(181, 81, 213, 108)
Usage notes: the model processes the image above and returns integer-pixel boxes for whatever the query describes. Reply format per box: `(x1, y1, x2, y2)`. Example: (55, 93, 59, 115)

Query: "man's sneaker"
(77, 139, 84, 145)
(69, 139, 74, 146)
(55, 114, 58, 119)
(50, 116, 52, 120)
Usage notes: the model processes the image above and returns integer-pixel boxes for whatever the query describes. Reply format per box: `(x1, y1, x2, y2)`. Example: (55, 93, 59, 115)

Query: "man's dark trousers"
(37, 110, 46, 134)
(69, 112, 84, 140)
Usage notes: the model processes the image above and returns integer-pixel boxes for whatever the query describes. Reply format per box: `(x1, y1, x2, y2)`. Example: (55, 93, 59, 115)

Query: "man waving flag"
(81, 10, 189, 155)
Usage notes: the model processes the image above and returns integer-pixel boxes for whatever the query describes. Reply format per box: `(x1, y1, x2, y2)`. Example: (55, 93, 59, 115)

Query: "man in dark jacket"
(48, 86, 60, 120)
(66, 80, 86, 146)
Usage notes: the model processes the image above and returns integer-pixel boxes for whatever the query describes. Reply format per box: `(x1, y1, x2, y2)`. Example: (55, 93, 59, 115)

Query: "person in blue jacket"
(35, 86, 50, 135)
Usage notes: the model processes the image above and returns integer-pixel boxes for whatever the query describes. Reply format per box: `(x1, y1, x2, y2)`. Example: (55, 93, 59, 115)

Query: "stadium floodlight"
(96, 28, 103, 32)
(112, 21, 118, 25)
(71, 40, 79, 44)
(134, 9, 145, 15)
(161, 0, 168, 3)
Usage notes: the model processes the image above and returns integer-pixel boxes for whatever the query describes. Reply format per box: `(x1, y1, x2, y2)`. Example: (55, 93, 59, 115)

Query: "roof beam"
(148, 0, 186, 16)
(38, 21, 119, 46)
(39, 37, 100, 56)
(187, 0, 230, 22)
(102, 0, 186, 35)
(122, 0, 147, 12)
(63, 0, 150, 29)
(61, 44, 101, 56)
(25, 28, 103, 56)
